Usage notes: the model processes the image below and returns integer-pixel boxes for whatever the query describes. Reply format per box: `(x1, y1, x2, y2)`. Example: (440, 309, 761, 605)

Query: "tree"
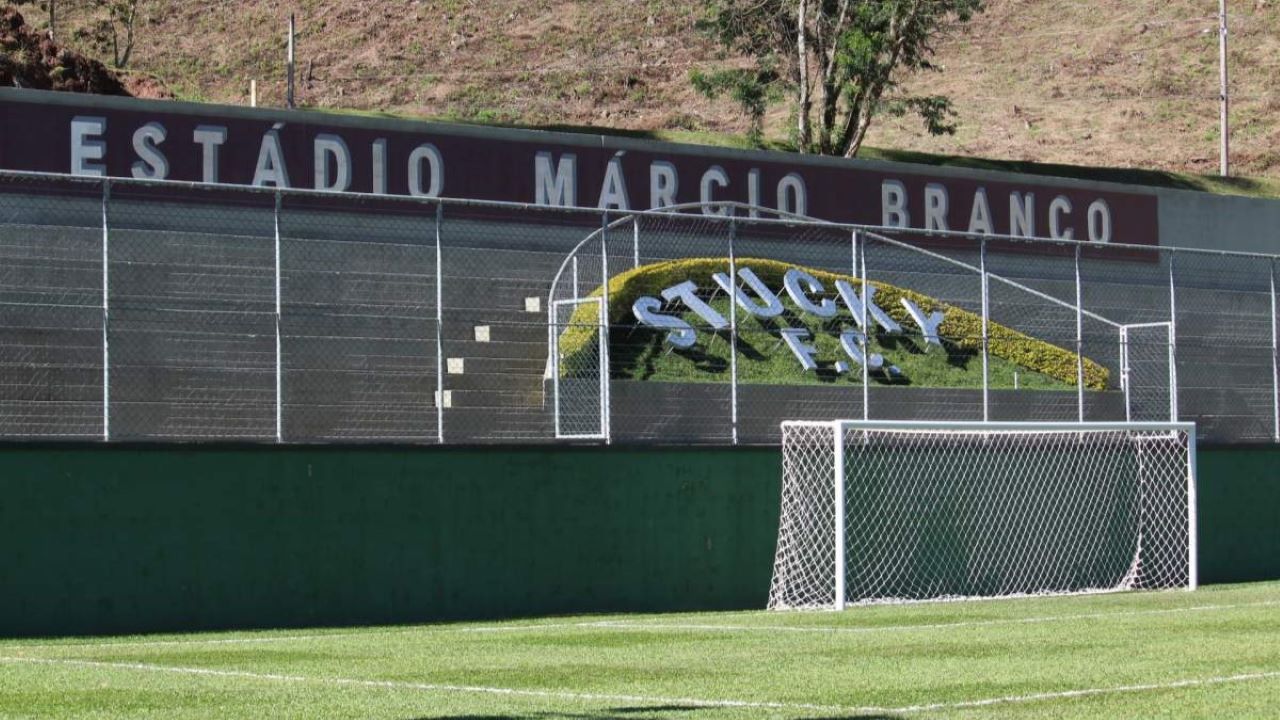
(691, 0, 984, 157)
(9, 0, 55, 40)
(75, 0, 143, 69)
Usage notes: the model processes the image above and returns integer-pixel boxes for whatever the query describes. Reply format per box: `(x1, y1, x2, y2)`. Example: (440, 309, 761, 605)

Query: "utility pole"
(286, 13, 296, 109)
(1218, 0, 1229, 177)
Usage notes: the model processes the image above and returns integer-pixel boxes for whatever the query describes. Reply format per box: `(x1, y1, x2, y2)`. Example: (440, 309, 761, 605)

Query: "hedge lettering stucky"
(632, 265, 951, 377)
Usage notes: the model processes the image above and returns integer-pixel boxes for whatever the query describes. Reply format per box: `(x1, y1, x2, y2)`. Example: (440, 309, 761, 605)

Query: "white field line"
(0, 657, 847, 714)
(891, 671, 1280, 714)
(1, 656, 1277, 715)
(4, 598, 1276, 652)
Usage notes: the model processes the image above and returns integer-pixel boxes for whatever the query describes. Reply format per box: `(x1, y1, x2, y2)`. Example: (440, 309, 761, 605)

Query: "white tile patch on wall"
(525, 297, 541, 313)
(474, 325, 491, 343)
(447, 358, 465, 374)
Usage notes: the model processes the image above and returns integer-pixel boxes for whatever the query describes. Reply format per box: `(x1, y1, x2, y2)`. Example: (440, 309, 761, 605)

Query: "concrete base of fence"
(607, 381, 1128, 444)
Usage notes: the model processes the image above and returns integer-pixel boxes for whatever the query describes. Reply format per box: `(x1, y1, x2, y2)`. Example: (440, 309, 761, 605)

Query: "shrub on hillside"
(0, 7, 127, 95)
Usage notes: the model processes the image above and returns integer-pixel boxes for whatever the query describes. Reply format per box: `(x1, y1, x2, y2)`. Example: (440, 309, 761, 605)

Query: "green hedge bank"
(562, 258, 1110, 390)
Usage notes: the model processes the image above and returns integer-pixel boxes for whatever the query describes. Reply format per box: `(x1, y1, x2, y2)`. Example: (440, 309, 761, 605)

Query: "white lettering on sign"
(70, 116, 107, 177)
(1088, 199, 1112, 243)
(747, 168, 762, 217)
(924, 183, 949, 232)
(881, 180, 909, 228)
(780, 328, 819, 371)
(1049, 195, 1074, 240)
(777, 173, 807, 216)
(713, 267, 784, 318)
(629, 264, 943, 376)
(661, 280, 727, 330)
(875, 179, 1120, 244)
(833, 280, 901, 334)
(314, 134, 352, 192)
(536, 151, 577, 206)
(839, 329, 884, 370)
(252, 130, 290, 188)
(700, 166, 730, 216)
(130, 122, 168, 180)
(192, 125, 227, 184)
(55, 118, 1134, 244)
(1010, 191, 1035, 238)
(598, 155, 630, 210)
(371, 138, 388, 195)
(649, 161, 678, 209)
(783, 268, 837, 318)
(968, 187, 993, 235)
(408, 143, 443, 197)
(900, 298, 945, 347)
(632, 296, 696, 348)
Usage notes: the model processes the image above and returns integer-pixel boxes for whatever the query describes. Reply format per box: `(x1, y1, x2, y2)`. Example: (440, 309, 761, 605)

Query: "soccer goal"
(768, 420, 1197, 610)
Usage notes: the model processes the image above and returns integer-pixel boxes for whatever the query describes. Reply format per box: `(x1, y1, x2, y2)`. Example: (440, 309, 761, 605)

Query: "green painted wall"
(0, 446, 780, 637)
(0, 444, 1274, 637)
(1195, 446, 1280, 584)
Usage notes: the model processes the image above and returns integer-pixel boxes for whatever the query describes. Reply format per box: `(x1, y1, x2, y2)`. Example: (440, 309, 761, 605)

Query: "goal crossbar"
(770, 420, 1197, 610)
(784, 420, 1196, 433)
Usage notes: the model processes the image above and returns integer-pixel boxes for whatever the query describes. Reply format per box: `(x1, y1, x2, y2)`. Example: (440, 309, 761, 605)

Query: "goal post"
(769, 420, 1197, 610)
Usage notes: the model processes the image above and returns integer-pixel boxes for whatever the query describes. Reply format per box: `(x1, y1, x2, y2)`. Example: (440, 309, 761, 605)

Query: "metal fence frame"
(1, 170, 1278, 445)
(546, 201, 1273, 444)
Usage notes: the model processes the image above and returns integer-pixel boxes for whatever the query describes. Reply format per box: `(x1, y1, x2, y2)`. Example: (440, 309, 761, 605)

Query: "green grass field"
(2, 581, 1276, 719)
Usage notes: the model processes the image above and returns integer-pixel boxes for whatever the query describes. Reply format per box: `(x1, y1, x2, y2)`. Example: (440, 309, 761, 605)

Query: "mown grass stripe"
(2, 656, 1277, 715)
(3, 598, 1274, 651)
(0, 657, 850, 713)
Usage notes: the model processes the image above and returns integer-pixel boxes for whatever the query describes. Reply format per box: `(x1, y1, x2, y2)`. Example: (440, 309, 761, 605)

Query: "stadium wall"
(3, 87, 1280, 254)
(0, 444, 1275, 638)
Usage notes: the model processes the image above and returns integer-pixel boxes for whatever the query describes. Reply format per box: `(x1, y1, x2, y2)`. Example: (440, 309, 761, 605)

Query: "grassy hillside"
(14, 0, 1280, 189)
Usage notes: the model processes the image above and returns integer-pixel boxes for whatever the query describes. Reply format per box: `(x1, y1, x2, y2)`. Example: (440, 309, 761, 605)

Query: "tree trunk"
(844, 113, 873, 158)
(839, 2, 917, 158)
(796, 0, 812, 152)
(815, 0, 852, 156)
(117, 2, 139, 70)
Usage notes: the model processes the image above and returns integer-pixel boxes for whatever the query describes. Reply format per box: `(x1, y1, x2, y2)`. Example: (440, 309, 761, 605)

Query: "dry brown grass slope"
(15, 0, 1280, 180)
(868, 0, 1280, 178)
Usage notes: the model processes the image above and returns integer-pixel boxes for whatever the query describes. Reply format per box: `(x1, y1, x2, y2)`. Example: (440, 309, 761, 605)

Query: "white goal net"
(769, 421, 1197, 610)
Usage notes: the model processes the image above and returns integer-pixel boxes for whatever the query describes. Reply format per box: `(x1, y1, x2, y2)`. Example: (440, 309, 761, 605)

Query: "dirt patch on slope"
(0, 6, 127, 95)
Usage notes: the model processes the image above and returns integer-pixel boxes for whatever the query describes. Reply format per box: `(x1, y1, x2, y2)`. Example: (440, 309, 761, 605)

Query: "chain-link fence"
(0, 171, 1277, 445)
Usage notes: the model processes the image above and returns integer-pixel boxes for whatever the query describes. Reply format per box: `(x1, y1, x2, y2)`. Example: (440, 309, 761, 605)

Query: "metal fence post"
(435, 203, 445, 444)
(600, 211, 612, 444)
(728, 215, 739, 445)
(832, 420, 846, 609)
(1271, 257, 1278, 442)
(1075, 243, 1085, 422)
(273, 191, 283, 443)
(632, 216, 640, 269)
(1168, 253, 1179, 421)
(851, 228, 858, 277)
(858, 232, 869, 422)
(100, 179, 111, 441)
(980, 237, 990, 422)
